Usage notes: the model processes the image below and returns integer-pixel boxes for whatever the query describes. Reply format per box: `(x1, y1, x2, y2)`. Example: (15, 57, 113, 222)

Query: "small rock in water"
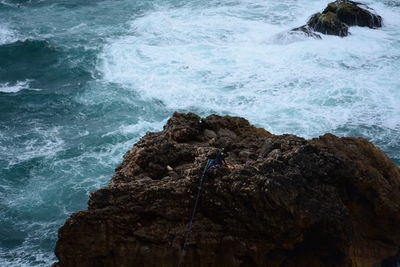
(288, 0, 383, 38)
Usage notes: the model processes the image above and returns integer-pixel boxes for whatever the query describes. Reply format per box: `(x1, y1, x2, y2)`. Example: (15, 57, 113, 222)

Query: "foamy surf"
(0, 24, 17, 45)
(0, 80, 31, 93)
(99, 1, 400, 139)
(0, 0, 399, 266)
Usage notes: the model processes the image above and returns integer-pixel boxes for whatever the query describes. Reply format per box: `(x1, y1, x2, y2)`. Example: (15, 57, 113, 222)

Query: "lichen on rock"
(53, 112, 400, 267)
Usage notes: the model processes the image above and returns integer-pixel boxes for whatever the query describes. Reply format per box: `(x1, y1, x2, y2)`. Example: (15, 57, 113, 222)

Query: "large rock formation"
(53, 113, 400, 267)
(292, 0, 382, 37)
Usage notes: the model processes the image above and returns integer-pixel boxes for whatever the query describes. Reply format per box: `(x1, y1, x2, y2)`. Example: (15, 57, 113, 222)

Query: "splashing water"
(0, 0, 399, 265)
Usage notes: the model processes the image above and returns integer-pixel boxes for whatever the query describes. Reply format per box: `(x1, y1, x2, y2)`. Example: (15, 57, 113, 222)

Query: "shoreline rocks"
(53, 113, 400, 267)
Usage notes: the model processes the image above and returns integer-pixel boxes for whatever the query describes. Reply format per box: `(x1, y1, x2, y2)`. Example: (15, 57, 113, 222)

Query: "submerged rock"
(53, 113, 400, 267)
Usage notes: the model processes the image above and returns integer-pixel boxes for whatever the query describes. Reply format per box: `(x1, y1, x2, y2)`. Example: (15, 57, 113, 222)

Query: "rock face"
(307, 11, 349, 37)
(292, 0, 382, 37)
(322, 0, 382, 28)
(54, 113, 400, 267)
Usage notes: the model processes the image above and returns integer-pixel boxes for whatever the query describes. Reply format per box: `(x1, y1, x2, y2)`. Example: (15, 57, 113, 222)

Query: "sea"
(0, 0, 399, 265)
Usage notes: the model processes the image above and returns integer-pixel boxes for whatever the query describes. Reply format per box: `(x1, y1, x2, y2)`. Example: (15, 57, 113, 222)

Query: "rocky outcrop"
(292, 0, 382, 37)
(53, 113, 400, 267)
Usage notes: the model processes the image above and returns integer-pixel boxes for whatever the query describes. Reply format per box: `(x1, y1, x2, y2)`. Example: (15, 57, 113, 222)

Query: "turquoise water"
(0, 0, 399, 265)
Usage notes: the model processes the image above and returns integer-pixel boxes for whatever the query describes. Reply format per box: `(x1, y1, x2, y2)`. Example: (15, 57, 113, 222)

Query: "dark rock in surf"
(323, 0, 382, 28)
(288, 0, 383, 38)
(53, 113, 400, 267)
(307, 11, 349, 37)
(307, 0, 382, 37)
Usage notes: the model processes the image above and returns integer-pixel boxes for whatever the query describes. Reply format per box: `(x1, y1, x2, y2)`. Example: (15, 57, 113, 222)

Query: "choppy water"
(0, 0, 399, 265)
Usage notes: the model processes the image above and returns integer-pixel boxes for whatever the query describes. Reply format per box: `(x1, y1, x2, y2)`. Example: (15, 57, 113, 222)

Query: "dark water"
(0, 0, 399, 265)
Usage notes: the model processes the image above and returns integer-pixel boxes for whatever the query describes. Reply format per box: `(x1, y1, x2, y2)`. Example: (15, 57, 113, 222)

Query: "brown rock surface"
(322, 0, 382, 28)
(53, 112, 400, 267)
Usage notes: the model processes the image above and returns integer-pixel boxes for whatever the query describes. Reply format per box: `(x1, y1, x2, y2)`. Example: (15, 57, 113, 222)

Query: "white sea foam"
(0, 249, 55, 267)
(0, 222, 57, 267)
(0, 126, 65, 167)
(99, 0, 400, 139)
(102, 119, 165, 138)
(0, 80, 32, 93)
(0, 24, 18, 45)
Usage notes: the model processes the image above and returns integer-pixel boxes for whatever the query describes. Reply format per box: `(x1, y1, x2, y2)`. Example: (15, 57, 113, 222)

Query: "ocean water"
(0, 0, 399, 265)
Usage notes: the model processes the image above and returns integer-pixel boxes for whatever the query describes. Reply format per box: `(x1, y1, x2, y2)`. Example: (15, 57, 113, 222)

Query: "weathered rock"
(306, 1, 382, 37)
(54, 113, 400, 267)
(307, 12, 349, 37)
(323, 0, 382, 28)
